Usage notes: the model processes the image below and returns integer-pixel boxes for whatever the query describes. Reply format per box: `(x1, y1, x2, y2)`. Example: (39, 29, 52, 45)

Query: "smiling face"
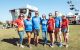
(42, 14, 46, 19)
(49, 13, 53, 19)
(49, 15, 53, 19)
(18, 13, 24, 20)
(62, 15, 66, 19)
(35, 11, 39, 17)
(19, 16, 24, 20)
(18, 15, 24, 20)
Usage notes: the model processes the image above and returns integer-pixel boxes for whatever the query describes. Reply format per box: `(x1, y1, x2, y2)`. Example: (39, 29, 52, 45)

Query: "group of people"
(14, 11, 69, 48)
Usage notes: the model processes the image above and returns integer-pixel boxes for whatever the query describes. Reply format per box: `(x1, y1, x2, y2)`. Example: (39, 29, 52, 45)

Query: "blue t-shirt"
(41, 19, 48, 32)
(24, 19, 32, 31)
(32, 16, 41, 30)
(55, 16, 62, 28)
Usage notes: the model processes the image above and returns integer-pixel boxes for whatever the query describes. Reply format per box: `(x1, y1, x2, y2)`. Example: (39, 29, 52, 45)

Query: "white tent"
(10, 4, 39, 20)
(26, 4, 38, 11)
(67, 12, 74, 16)
(58, 12, 63, 16)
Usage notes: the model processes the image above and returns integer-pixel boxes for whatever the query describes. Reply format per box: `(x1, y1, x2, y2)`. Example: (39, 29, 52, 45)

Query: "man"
(54, 11, 62, 47)
(32, 11, 41, 46)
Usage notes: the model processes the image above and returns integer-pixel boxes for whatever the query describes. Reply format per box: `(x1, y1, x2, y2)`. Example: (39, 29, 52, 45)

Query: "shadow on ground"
(1, 38, 50, 46)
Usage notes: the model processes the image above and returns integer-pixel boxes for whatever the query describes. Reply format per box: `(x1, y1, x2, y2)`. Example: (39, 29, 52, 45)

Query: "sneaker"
(65, 44, 68, 48)
(43, 44, 46, 47)
(20, 44, 24, 48)
(27, 45, 32, 48)
(50, 45, 54, 48)
(50, 43, 54, 48)
(35, 43, 39, 47)
(29, 46, 32, 48)
(35, 43, 37, 47)
(59, 43, 63, 47)
(16, 42, 20, 47)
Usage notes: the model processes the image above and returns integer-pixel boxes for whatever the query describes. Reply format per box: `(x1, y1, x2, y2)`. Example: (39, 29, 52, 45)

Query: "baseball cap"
(49, 13, 52, 16)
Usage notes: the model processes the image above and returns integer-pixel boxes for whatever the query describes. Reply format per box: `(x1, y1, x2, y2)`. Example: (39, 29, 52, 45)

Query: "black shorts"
(48, 30, 53, 33)
(33, 29, 40, 36)
(26, 31, 32, 33)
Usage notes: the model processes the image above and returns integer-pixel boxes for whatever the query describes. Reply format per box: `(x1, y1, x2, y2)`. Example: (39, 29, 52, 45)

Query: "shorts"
(48, 30, 53, 33)
(55, 28, 60, 32)
(61, 28, 68, 33)
(33, 29, 40, 36)
(55, 28, 62, 35)
(26, 31, 32, 33)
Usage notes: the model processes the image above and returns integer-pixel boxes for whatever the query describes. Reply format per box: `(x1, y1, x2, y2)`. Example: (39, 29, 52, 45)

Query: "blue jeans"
(18, 31, 24, 44)
(42, 31, 48, 44)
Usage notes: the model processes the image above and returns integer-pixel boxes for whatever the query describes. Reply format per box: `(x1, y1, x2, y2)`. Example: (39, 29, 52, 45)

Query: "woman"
(47, 13, 55, 48)
(61, 15, 69, 48)
(15, 14, 25, 48)
(41, 14, 48, 46)
(24, 15, 32, 48)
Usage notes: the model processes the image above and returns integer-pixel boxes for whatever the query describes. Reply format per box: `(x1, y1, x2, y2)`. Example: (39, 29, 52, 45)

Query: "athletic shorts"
(55, 28, 62, 35)
(33, 29, 40, 36)
(26, 31, 32, 33)
(61, 28, 68, 33)
(48, 30, 53, 33)
(55, 28, 60, 32)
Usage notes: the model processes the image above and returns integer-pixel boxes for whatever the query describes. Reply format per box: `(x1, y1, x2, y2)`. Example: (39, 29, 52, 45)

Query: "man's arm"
(67, 19, 69, 32)
(59, 17, 62, 31)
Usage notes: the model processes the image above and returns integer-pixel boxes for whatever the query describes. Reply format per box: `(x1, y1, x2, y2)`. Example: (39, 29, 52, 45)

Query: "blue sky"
(0, 0, 80, 22)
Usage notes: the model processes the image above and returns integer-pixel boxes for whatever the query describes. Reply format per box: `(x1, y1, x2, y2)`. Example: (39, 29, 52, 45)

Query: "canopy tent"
(67, 12, 74, 16)
(9, 4, 38, 20)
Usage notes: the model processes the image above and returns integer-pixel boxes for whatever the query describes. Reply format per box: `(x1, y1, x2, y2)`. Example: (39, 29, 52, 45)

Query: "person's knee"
(27, 33, 31, 37)
(28, 35, 31, 38)
(35, 34, 37, 37)
(52, 33, 54, 36)
(34, 33, 39, 37)
(66, 35, 68, 38)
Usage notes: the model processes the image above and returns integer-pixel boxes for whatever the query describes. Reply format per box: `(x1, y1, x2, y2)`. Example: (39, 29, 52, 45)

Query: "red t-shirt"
(15, 18, 24, 31)
(61, 19, 69, 28)
(48, 18, 55, 31)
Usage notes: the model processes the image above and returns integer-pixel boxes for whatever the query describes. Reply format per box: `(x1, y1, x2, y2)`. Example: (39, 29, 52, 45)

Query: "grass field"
(0, 25, 80, 50)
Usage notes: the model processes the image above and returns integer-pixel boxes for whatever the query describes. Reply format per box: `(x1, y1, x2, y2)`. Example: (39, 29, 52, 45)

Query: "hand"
(68, 29, 69, 33)
(59, 28, 61, 31)
(53, 30, 55, 33)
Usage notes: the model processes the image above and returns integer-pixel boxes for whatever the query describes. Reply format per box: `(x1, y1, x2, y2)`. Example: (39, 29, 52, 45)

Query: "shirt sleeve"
(23, 20, 26, 29)
(66, 19, 69, 27)
(52, 19, 55, 26)
(23, 20, 26, 25)
(60, 17, 62, 22)
(32, 17, 34, 24)
(59, 17, 62, 28)
(40, 17, 42, 24)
